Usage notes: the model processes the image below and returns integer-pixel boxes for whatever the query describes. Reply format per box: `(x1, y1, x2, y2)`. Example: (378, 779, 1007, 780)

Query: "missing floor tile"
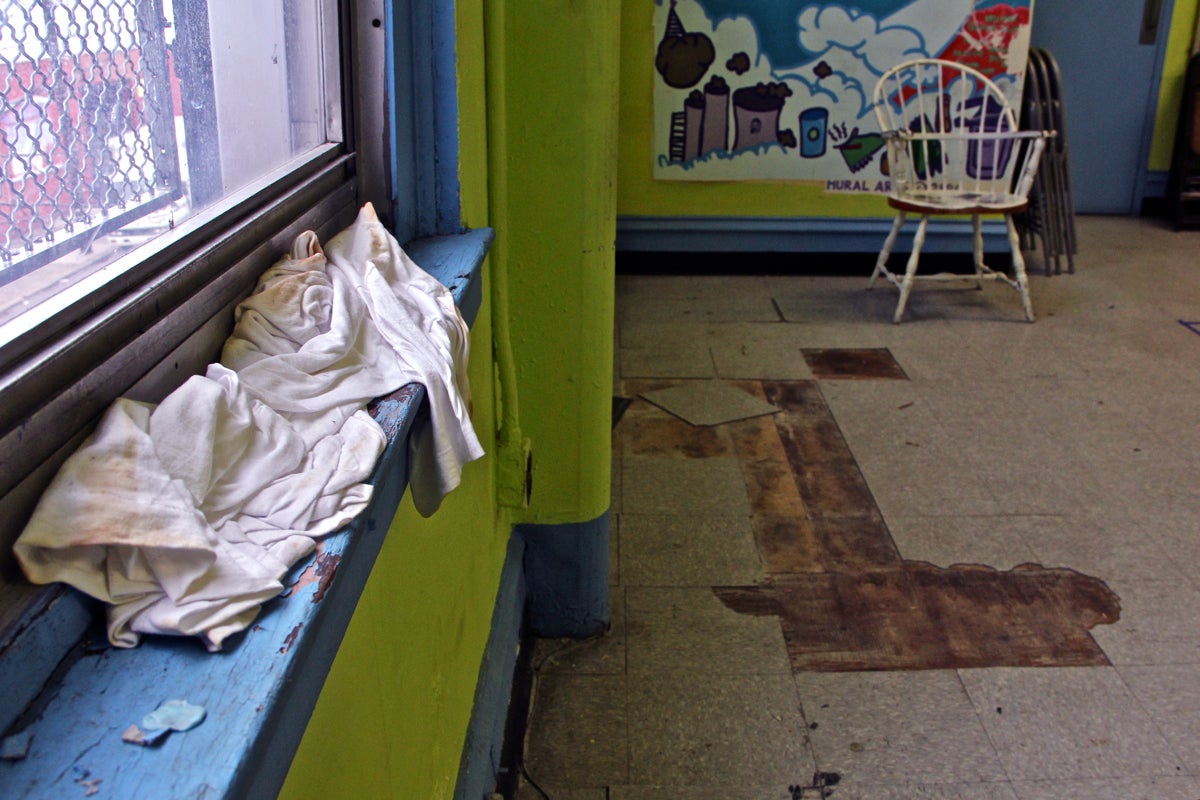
(801, 348, 908, 380)
(613, 396, 633, 428)
(717, 380, 1121, 672)
(639, 380, 781, 427)
(716, 564, 1120, 671)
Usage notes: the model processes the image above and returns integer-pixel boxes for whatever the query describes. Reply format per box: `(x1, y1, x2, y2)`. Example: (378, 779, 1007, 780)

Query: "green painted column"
(486, 1, 620, 526)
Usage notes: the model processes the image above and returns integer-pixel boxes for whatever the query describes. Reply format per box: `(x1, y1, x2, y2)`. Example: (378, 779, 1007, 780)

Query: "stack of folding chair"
(1018, 47, 1077, 276)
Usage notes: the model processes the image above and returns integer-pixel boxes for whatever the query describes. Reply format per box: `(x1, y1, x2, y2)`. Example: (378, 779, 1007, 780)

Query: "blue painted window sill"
(0, 228, 493, 800)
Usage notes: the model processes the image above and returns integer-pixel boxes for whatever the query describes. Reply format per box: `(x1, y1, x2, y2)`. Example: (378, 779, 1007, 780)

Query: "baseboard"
(454, 532, 528, 800)
(1143, 169, 1168, 200)
(518, 513, 611, 639)
(616, 215, 1009, 253)
(455, 511, 613, 800)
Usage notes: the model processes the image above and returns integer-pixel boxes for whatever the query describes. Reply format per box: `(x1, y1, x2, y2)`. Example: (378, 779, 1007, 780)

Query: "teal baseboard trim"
(518, 512, 611, 638)
(616, 215, 1008, 253)
(1143, 170, 1168, 200)
(454, 531, 527, 800)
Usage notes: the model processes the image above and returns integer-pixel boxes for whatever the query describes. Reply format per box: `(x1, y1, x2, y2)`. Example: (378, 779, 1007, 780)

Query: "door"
(1031, 0, 1174, 213)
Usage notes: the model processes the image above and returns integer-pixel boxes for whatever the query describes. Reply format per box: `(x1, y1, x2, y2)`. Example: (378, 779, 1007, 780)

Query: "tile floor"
(519, 216, 1200, 800)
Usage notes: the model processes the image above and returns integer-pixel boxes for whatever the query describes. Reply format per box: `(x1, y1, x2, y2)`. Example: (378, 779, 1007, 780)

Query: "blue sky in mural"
(690, 0, 1024, 69)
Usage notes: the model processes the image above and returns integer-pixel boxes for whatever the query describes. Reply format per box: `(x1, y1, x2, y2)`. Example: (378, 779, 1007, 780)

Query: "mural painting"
(653, 0, 1035, 189)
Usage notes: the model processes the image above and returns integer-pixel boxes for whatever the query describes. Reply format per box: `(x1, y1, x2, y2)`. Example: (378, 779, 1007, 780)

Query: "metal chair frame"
(869, 59, 1053, 323)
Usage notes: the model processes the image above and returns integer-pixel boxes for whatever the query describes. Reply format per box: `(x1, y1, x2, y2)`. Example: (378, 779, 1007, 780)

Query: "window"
(0, 0, 400, 738)
(0, 0, 343, 338)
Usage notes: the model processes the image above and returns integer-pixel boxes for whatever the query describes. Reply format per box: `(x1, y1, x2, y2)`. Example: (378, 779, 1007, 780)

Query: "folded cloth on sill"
(14, 203, 483, 651)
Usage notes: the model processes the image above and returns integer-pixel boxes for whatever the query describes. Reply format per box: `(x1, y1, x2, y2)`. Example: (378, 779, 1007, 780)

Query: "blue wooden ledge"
(0, 227, 493, 800)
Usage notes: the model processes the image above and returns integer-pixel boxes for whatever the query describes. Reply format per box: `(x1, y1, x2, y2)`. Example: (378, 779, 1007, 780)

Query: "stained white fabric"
(14, 204, 483, 650)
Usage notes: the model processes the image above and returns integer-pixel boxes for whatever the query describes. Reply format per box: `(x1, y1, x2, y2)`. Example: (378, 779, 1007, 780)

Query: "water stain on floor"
(618, 356, 1120, 673)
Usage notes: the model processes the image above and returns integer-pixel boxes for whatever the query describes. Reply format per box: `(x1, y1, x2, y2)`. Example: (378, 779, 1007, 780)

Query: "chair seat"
(887, 192, 1029, 216)
(870, 59, 1049, 323)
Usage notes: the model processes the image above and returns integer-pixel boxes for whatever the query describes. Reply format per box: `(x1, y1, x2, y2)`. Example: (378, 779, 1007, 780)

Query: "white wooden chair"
(869, 59, 1052, 323)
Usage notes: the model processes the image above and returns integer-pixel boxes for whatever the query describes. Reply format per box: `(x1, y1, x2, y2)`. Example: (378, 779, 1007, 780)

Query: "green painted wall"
(280, 0, 621, 796)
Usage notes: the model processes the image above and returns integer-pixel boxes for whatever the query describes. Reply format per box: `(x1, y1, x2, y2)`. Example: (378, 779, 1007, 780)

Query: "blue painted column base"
(517, 512, 611, 638)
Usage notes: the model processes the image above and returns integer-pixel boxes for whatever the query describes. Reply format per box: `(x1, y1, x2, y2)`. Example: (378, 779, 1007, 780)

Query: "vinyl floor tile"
(886, 515, 1042, 570)
(626, 671, 814, 788)
(523, 674, 628, 787)
(795, 670, 1006, 784)
(708, 323, 817, 380)
(1009, 777, 1200, 800)
(619, 513, 761, 586)
(959, 667, 1184, 781)
(819, 778, 1021, 800)
(620, 457, 752, 516)
(609, 786, 794, 800)
(1089, 579, 1200, 665)
(1118, 664, 1200, 773)
(624, 586, 790, 674)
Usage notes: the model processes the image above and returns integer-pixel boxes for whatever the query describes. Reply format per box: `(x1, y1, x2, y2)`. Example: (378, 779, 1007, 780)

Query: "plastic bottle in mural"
(799, 108, 828, 158)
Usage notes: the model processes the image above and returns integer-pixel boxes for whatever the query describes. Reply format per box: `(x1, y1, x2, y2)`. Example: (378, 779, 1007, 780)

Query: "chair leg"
(971, 214, 985, 289)
(894, 214, 928, 323)
(870, 211, 906, 289)
(1006, 214, 1034, 322)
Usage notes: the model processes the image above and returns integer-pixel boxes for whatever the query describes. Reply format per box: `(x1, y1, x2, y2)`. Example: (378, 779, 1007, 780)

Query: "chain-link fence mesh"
(0, 0, 180, 280)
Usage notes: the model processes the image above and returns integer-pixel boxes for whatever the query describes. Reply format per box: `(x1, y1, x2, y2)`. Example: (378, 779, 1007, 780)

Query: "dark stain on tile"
(801, 348, 909, 380)
(715, 563, 1119, 671)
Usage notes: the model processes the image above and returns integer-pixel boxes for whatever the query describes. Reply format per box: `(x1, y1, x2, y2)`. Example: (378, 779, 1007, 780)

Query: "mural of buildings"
(654, 0, 1035, 183)
(732, 83, 788, 151)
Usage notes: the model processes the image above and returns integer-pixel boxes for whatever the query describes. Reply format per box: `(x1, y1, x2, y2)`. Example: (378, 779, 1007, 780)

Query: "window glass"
(0, 0, 341, 332)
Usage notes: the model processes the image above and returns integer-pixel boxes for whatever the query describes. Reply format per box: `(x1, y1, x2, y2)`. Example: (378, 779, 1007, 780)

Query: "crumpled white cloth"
(14, 204, 483, 650)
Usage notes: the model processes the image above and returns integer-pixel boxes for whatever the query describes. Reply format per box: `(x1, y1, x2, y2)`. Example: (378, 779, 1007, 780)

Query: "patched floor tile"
(523, 227, 1200, 798)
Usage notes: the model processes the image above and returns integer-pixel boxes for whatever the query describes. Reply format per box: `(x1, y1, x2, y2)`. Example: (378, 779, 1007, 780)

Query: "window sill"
(0, 227, 493, 800)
